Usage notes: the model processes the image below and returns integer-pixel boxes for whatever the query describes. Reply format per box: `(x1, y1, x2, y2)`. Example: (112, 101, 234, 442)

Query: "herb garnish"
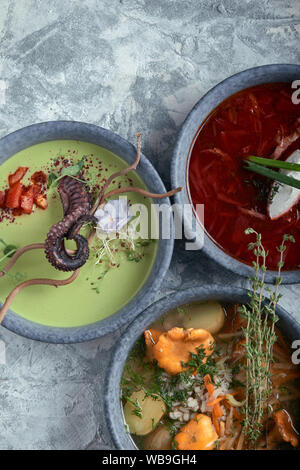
(48, 158, 86, 187)
(94, 225, 154, 279)
(0, 238, 17, 263)
(245, 160, 300, 190)
(125, 397, 142, 418)
(182, 344, 218, 379)
(244, 177, 281, 204)
(247, 155, 300, 172)
(121, 340, 217, 416)
(239, 228, 295, 444)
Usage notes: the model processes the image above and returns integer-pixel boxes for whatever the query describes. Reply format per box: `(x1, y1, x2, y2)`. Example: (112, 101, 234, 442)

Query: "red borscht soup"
(188, 83, 300, 270)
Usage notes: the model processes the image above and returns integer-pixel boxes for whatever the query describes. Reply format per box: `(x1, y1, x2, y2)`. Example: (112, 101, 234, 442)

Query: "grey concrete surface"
(0, 0, 299, 450)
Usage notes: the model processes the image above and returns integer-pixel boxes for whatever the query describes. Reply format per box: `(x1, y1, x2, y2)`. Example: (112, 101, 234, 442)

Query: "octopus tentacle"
(67, 214, 97, 240)
(46, 234, 89, 272)
(45, 176, 94, 271)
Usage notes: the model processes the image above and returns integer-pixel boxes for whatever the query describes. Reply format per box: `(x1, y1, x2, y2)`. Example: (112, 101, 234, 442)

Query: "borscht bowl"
(105, 285, 300, 450)
(172, 64, 300, 283)
(0, 121, 175, 343)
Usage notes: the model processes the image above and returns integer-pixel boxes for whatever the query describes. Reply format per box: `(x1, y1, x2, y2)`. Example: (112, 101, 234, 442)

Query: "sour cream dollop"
(268, 150, 300, 220)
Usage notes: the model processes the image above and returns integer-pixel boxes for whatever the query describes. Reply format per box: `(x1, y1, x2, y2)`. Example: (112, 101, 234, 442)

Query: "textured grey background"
(0, 0, 299, 450)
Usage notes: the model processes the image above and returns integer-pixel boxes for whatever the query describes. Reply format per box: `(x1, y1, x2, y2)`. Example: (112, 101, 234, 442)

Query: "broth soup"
(188, 83, 300, 270)
(121, 301, 300, 450)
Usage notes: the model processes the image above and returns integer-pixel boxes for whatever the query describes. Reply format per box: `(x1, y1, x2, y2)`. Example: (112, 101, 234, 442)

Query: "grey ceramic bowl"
(0, 121, 174, 343)
(105, 285, 300, 449)
(171, 64, 300, 284)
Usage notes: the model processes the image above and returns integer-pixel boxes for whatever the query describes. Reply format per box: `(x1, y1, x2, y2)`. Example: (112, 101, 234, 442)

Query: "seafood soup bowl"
(104, 285, 300, 449)
(0, 121, 174, 343)
(171, 64, 300, 284)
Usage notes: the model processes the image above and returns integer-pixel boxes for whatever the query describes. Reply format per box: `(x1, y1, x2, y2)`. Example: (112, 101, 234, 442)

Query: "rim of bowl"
(171, 64, 300, 284)
(0, 120, 174, 343)
(105, 284, 300, 450)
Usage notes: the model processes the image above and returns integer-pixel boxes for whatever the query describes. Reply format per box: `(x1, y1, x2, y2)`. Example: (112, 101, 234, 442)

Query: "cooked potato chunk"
(124, 390, 166, 435)
(154, 308, 185, 331)
(182, 301, 225, 334)
(144, 425, 172, 450)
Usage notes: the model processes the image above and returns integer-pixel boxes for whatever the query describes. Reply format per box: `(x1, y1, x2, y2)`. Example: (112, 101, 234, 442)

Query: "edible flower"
(94, 197, 132, 235)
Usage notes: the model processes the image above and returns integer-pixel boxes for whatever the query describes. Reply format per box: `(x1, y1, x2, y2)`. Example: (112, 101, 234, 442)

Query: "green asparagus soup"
(0, 140, 158, 327)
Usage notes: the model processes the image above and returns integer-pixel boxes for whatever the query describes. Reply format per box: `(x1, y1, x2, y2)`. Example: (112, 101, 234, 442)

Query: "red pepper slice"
(20, 186, 34, 214)
(5, 182, 23, 209)
(35, 194, 48, 210)
(30, 171, 47, 185)
(32, 183, 42, 198)
(0, 190, 6, 208)
(8, 167, 29, 187)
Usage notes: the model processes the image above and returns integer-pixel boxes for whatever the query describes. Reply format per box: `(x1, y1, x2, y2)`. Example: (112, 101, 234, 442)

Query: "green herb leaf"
(0, 239, 17, 263)
(60, 158, 85, 177)
(247, 155, 300, 172)
(48, 159, 85, 188)
(245, 161, 300, 190)
(48, 172, 58, 188)
(4, 244, 17, 257)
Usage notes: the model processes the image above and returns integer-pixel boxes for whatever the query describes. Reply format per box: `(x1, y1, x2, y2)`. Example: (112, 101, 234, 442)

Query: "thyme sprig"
(240, 228, 295, 444)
